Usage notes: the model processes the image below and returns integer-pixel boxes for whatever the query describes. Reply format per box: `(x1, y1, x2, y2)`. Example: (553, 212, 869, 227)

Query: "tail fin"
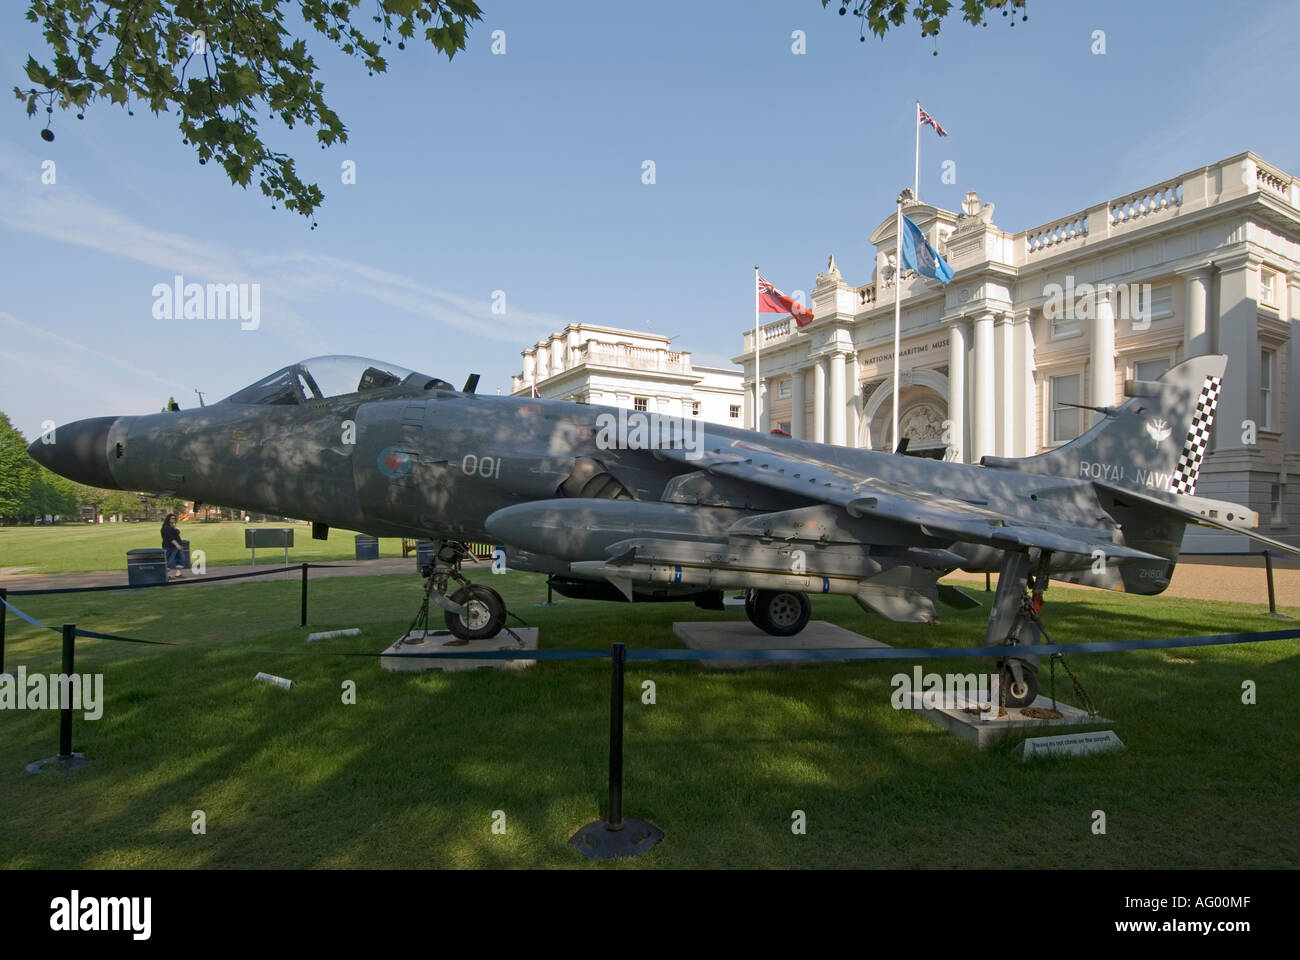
(982, 354, 1226, 495)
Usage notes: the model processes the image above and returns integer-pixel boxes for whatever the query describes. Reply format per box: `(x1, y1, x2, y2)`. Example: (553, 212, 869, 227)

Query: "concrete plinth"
(901, 692, 1115, 749)
(672, 620, 887, 670)
(380, 628, 538, 672)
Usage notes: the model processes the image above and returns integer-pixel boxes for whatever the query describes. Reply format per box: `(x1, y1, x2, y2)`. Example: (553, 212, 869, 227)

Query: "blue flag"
(899, 215, 954, 285)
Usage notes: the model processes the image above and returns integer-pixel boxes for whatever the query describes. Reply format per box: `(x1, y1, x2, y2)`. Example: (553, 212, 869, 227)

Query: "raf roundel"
(378, 446, 414, 479)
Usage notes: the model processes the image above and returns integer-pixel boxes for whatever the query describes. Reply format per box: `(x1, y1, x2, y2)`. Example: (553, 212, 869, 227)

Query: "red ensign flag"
(758, 276, 814, 327)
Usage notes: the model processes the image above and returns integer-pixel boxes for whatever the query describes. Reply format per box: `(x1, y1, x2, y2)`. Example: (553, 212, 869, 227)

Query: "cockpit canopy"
(225, 356, 453, 405)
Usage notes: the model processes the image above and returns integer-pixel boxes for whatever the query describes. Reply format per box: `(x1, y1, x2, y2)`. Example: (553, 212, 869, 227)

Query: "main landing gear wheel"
(445, 584, 507, 640)
(746, 589, 811, 637)
(999, 659, 1039, 709)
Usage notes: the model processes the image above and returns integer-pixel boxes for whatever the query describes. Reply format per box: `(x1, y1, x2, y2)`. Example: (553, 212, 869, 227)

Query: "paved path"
(945, 553, 1300, 609)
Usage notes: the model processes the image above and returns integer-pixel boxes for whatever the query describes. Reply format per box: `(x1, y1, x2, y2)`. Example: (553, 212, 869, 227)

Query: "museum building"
(734, 151, 1300, 548)
(511, 323, 744, 425)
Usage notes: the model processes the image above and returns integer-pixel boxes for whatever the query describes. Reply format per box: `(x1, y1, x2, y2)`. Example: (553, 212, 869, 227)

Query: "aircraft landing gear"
(412, 541, 507, 642)
(445, 583, 506, 640)
(745, 588, 812, 637)
(986, 550, 1052, 709)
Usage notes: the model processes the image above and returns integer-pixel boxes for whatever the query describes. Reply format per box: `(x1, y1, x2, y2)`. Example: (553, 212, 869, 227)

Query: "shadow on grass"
(1, 573, 1297, 868)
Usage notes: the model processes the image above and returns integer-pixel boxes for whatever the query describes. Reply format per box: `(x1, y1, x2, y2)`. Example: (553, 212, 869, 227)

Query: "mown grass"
(0, 570, 1297, 869)
(0, 521, 397, 574)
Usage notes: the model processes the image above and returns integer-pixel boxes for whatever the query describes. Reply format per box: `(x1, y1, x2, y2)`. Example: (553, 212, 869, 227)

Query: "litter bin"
(179, 539, 191, 569)
(127, 548, 168, 586)
(355, 535, 379, 560)
(415, 539, 435, 573)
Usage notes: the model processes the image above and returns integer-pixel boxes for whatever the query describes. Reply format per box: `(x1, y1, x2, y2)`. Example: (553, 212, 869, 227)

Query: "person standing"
(161, 513, 186, 579)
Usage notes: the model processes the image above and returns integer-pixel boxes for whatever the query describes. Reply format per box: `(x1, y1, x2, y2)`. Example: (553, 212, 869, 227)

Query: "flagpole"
(914, 100, 920, 202)
(754, 264, 761, 432)
(893, 196, 903, 451)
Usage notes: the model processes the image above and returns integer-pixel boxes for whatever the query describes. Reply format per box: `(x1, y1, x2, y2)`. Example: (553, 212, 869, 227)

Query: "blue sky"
(2, 0, 1297, 437)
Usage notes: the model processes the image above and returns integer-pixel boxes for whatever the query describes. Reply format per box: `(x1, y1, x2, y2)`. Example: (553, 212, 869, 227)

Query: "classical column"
(828, 352, 846, 445)
(758, 379, 771, 433)
(1181, 265, 1213, 359)
(813, 358, 827, 443)
(845, 352, 860, 448)
(1287, 275, 1300, 458)
(1015, 311, 1036, 458)
(1090, 286, 1116, 423)
(946, 319, 967, 462)
(1215, 252, 1260, 452)
(790, 368, 806, 440)
(995, 313, 1015, 456)
(972, 313, 995, 462)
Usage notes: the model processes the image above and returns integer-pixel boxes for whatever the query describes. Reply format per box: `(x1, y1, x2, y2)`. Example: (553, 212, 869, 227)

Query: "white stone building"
(735, 151, 1299, 547)
(512, 323, 744, 425)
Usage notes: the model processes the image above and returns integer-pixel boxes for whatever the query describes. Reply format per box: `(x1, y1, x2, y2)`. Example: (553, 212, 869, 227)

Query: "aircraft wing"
(657, 440, 1164, 563)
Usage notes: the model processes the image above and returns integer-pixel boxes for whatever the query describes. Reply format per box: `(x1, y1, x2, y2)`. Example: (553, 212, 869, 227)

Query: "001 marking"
(462, 454, 503, 479)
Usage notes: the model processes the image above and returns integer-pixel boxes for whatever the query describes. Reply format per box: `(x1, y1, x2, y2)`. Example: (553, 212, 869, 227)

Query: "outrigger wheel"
(745, 588, 812, 637)
(444, 584, 507, 640)
(998, 658, 1039, 709)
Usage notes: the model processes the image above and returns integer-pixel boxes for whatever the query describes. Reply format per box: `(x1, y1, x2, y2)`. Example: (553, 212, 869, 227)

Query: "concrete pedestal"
(901, 691, 1115, 749)
(380, 628, 538, 672)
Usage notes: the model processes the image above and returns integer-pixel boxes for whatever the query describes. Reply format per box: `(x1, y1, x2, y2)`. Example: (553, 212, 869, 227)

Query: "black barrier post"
(0, 586, 6, 675)
(1264, 550, 1279, 617)
(26, 624, 89, 772)
(568, 644, 662, 859)
(985, 573, 991, 592)
(59, 623, 75, 757)
(608, 642, 625, 830)
(300, 563, 309, 627)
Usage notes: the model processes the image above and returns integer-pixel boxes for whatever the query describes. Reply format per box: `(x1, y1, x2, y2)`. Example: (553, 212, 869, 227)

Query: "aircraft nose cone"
(27, 416, 121, 489)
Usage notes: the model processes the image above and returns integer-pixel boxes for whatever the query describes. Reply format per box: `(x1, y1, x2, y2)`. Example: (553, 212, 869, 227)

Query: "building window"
(778, 379, 791, 399)
(634, 396, 648, 412)
(1260, 269, 1277, 307)
(1135, 358, 1169, 382)
(729, 404, 741, 419)
(691, 402, 700, 417)
(1049, 306, 1081, 339)
(1271, 484, 1285, 525)
(1261, 349, 1275, 430)
(1050, 374, 1082, 445)
(1133, 284, 1173, 322)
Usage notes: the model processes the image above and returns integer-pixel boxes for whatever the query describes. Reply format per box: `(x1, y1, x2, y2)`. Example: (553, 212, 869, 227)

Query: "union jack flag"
(918, 104, 947, 137)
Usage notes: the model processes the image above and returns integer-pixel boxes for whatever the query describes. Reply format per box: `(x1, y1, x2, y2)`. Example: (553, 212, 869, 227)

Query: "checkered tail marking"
(1170, 375, 1221, 495)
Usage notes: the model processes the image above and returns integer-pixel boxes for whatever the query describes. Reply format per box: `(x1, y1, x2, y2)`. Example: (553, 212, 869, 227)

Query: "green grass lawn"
(0, 521, 398, 574)
(1, 570, 1297, 869)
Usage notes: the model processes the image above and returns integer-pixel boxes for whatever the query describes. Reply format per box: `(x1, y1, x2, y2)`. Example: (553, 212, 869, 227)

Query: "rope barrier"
(4, 562, 358, 596)
(3, 594, 1297, 661)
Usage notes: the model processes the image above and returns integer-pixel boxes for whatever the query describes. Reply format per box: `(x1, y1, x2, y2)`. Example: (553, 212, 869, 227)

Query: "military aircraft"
(29, 352, 1300, 706)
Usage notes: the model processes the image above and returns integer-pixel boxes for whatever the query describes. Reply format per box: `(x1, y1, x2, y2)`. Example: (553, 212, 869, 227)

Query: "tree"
(0, 412, 38, 517)
(823, 0, 1028, 44)
(20, 468, 79, 518)
(16, 1, 483, 223)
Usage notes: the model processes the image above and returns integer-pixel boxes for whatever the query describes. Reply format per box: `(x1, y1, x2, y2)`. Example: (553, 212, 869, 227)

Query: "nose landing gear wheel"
(745, 589, 811, 637)
(445, 584, 507, 640)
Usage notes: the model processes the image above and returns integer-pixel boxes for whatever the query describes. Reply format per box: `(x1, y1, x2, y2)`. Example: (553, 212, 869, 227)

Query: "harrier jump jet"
(29, 353, 1298, 705)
